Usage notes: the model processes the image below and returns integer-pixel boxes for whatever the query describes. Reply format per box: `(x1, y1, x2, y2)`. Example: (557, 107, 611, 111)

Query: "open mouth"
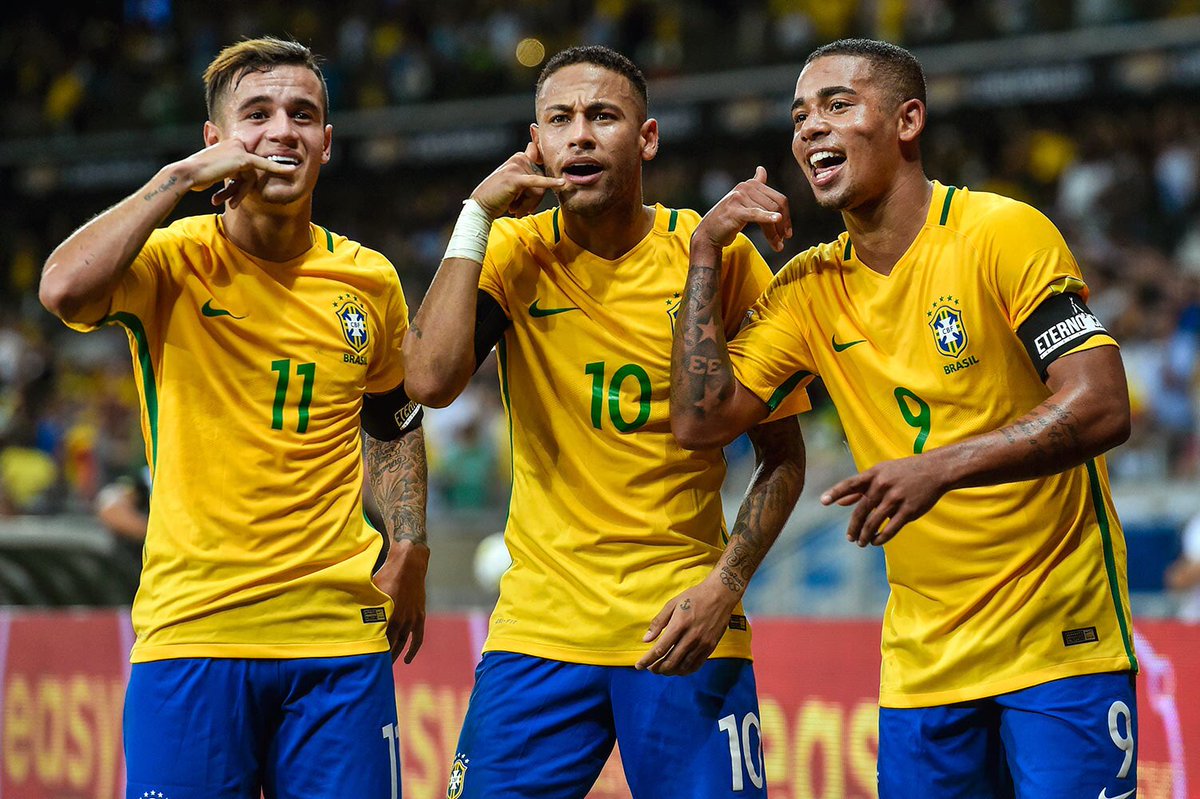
(266, 155, 301, 167)
(808, 151, 846, 187)
(562, 162, 603, 185)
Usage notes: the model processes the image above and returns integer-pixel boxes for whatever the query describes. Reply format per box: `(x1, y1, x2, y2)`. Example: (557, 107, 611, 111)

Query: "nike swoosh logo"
(831, 335, 866, 352)
(1098, 788, 1136, 799)
(201, 299, 245, 319)
(529, 299, 579, 318)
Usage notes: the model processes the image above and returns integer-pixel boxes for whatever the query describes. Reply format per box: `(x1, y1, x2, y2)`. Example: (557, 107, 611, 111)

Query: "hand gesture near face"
(176, 136, 298, 209)
(471, 142, 567, 219)
(694, 166, 793, 254)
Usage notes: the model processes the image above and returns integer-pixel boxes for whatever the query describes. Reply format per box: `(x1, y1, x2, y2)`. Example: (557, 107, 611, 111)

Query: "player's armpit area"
(474, 290, 510, 371)
(362, 383, 423, 441)
(1017, 292, 1109, 380)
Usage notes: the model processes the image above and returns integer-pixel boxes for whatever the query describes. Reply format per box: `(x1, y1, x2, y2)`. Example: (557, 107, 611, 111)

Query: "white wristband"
(443, 198, 493, 264)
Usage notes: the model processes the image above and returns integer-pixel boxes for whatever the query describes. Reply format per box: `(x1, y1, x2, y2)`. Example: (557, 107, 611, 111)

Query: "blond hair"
(203, 37, 328, 122)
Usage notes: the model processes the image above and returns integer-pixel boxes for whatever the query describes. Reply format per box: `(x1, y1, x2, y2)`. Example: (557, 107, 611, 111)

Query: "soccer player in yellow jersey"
(671, 39, 1138, 798)
(39, 38, 427, 799)
(403, 46, 807, 798)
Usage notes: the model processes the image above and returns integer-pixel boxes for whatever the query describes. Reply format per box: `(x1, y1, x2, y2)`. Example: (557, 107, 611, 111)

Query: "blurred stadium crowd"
(2, 1, 1200, 541)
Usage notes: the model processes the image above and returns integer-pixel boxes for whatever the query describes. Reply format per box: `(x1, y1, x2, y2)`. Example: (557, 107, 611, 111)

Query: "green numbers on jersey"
(893, 387, 931, 454)
(585, 361, 652, 433)
(271, 359, 317, 433)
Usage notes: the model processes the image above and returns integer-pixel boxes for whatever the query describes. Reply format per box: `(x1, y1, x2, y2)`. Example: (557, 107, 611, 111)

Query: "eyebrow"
(235, 95, 321, 115)
(791, 85, 857, 111)
(541, 100, 621, 116)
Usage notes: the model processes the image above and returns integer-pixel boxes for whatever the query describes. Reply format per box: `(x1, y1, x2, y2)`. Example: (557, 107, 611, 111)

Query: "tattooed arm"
(40, 137, 294, 324)
(636, 417, 805, 676)
(364, 426, 430, 663)
(824, 345, 1130, 548)
(669, 168, 791, 450)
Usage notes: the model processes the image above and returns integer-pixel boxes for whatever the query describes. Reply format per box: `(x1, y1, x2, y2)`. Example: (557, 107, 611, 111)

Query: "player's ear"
(897, 98, 925, 143)
(640, 118, 659, 162)
(529, 124, 543, 166)
(321, 124, 333, 164)
(203, 120, 221, 148)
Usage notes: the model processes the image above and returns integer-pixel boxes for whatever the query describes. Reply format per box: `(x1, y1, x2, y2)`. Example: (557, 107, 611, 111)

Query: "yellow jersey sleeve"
(360, 248, 410, 394)
(981, 200, 1118, 356)
(64, 228, 175, 333)
(727, 258, 818, 414)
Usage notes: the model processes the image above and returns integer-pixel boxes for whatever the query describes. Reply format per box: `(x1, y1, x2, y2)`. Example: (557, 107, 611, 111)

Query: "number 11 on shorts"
(382, 722, 400, 799)
(718, 713, 764, 791)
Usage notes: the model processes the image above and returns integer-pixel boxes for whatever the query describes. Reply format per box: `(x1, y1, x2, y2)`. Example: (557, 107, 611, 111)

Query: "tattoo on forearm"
(364, 429, 428, 545)
(718, 420, 805, 595)
(1002, 401, 1082, 466)
(143, 176, 178, 202)
(673, 265, 734, 418)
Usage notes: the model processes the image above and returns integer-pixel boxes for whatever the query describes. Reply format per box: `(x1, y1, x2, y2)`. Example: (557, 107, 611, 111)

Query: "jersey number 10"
(585, 361, 652, 433)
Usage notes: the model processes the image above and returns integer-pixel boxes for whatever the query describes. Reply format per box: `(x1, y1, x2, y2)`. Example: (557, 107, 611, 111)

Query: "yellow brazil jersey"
(478, 204, 809, 666)
(728, 182, 1137, 708)
(69, 214, 409, 662)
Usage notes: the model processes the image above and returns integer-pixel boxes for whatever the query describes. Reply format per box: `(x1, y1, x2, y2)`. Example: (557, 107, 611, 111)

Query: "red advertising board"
(2, 611, 1197, 799)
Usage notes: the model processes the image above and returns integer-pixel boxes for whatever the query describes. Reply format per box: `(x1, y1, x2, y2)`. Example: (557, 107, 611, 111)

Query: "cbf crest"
(927, 296, 968, 358)
(333, 294, 369, 353)
(447, 753, 469, 799)
(665, 291, 682, 331)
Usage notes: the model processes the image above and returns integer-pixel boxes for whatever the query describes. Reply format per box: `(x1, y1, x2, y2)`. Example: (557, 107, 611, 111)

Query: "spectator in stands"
(1167, 512, 1200, 622)
(95, 466, 149, 544)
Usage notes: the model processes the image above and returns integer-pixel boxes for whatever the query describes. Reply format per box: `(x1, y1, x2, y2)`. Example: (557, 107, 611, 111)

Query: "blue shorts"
(878, 672, 1137, 799)
(449, 652, 766, 799)
(124, 654, 400, 799)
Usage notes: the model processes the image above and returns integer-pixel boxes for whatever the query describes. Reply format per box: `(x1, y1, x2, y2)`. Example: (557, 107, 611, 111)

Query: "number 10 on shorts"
(718, 712, 765, 791)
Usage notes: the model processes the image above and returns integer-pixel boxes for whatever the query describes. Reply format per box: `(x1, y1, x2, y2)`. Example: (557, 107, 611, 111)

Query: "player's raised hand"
(822, 455, 949, 547)
(371, 539, 429, 663)
(636, 577, 740, 676)
(694, 166, 793, 254)
(471, 142, 567, 219)
(175, 137, 298, 209)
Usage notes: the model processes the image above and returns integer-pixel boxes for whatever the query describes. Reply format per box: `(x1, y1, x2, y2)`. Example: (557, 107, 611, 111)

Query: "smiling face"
(204, 64, 332, 210)
(531, 62, 658, 217)
(791, 54, 921, 212)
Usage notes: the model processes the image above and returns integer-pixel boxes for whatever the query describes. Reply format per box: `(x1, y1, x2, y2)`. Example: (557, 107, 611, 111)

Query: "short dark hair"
(805, 38, 926, 108)
(203, 37, 329, 122)
(536, 45, 648, 117)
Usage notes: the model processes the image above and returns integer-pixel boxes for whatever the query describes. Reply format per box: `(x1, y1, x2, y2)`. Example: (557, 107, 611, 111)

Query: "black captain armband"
(361, 384, 423, 441)
(474, 289, 511, 371)
(1016, 292, 1109, 380)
